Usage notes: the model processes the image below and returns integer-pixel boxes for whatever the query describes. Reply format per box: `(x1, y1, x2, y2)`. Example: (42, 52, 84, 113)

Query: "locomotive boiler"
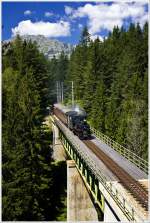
(53, 104, 91, 140)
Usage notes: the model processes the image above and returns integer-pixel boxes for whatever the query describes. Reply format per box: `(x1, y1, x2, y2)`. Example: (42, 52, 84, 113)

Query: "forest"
(2, 36, 66, 220)
(2, 22, 148, 220)
(50, 22, 148, 161)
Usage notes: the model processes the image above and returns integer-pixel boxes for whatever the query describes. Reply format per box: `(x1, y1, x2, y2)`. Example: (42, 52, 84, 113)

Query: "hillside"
(4, 35, 73, 59)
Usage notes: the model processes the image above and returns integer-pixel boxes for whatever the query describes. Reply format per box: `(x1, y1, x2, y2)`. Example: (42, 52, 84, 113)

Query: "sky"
(2, 1, 148, 44)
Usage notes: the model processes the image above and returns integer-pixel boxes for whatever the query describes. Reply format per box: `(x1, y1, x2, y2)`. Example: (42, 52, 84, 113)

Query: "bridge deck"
(90, 137, 148, 219)
(54, 115, 148, 182)
(53, 116, 148, 220)
(92, 137, 147, 181)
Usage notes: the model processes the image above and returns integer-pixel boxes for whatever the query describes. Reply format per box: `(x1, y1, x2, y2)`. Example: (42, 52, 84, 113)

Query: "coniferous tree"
(2, 36, 55, 220)
(65, 24, 148, 160)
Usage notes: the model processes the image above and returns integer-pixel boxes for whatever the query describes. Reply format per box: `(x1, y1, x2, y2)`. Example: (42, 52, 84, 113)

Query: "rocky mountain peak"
(4, 35, 74, 60)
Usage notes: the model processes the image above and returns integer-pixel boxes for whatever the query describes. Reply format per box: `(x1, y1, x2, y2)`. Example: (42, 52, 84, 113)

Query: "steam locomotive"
(53, 104, 91, 140)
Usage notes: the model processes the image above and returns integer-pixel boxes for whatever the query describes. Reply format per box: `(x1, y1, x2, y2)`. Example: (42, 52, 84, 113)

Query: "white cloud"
(78, 24, 83, 29)
(12, 20, 70, 38)
(44, 12, 53, 17)
(135, 13, 148, 27)
(65, 6, 73, 15)
(90, 34, 103, 42)
(67, 2, 148, 35)
(24, 10, 32, 16)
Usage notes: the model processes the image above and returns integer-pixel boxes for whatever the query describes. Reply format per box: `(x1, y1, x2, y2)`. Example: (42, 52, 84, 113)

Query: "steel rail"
(90, 127, 148, 175)
(51, 116, 145, 222)
(83, 140, 148, 210)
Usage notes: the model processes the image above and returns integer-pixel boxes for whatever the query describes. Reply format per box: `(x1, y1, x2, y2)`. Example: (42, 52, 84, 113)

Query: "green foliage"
(53, 24, 148, 161)
(2, 36, 67, 220)
(5, 21, 147, 220)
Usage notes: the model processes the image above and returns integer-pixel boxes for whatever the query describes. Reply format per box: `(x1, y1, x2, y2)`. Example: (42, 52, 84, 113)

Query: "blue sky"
(2, 1, 148, 44)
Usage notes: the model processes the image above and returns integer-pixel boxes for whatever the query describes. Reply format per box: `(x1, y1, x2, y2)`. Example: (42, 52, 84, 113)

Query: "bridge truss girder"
(52, 116, 144, 222)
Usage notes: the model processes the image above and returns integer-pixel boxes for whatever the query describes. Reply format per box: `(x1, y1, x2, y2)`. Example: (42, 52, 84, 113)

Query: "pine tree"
(2, 36, 55, 220)
(65, 22, 148, 160)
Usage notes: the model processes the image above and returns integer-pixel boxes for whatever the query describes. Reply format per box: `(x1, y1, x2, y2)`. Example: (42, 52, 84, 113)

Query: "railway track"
(53, 108, 148, 211)
(83, 140, 148, 211)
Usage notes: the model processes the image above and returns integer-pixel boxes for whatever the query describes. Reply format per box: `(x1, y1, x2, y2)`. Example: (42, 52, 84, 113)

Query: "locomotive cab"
(72, 115, 91, 139)
(53, 103, 91, 140)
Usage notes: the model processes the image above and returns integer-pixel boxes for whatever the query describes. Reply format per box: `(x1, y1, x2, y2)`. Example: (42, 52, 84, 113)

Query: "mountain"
(4, 35, 74, 59)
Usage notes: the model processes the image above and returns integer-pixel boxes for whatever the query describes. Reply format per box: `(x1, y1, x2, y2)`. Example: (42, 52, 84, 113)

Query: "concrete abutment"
(67, 160, 99, 221)
(51, 117, 136, 222)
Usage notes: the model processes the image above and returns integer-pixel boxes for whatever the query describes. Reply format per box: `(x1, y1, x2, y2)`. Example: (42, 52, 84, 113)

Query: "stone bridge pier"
(52, 120, 99, 221)
(67, 160, 99, 221)
(51, 117, 134, 222)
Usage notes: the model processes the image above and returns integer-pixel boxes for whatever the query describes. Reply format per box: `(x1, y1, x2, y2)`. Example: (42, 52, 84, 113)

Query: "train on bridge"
(53, 103, 91, 140)
(51, 103, 148, 220)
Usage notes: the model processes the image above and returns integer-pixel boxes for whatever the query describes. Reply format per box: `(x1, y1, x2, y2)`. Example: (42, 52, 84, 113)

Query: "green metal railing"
(52, 117, 145, 222)
(90, 127, 148, 175)
(61, 132, 105, 212)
